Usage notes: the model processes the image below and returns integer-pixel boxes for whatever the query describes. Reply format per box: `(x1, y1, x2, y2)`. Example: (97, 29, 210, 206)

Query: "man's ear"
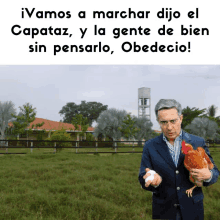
(179, 114, 183, 123)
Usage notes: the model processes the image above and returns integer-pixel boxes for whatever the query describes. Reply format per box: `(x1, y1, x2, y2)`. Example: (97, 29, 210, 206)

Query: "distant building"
(8, 118, 94, 140)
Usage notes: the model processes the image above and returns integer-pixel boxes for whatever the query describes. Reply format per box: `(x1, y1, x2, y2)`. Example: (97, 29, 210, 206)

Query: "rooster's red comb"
(182, 140, 185, 145)
(181, 140, 192, 154)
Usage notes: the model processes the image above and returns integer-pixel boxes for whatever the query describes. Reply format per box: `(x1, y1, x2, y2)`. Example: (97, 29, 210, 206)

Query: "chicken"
(181, 140, 214, 197)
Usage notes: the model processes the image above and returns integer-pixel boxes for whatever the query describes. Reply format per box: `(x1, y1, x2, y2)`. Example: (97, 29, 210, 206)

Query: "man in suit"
(138, 99, 219, 220)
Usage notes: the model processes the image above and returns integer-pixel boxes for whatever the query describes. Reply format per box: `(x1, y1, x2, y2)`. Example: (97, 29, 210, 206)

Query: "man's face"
(157, 108, 183, 141)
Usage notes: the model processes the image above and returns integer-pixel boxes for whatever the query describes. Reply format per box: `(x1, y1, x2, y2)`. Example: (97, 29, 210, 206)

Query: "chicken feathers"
(181, 140, 214, 197)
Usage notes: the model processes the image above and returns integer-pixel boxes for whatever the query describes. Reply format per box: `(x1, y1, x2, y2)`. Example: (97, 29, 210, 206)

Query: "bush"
(79, 133, 96, 147)
(35, 130, 47, 148)
(46, 129, 73, 152)
(86, 133, 96, 141)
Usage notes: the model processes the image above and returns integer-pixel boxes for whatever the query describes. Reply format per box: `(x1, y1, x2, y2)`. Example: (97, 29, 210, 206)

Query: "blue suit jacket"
(138, 131, 219, 219)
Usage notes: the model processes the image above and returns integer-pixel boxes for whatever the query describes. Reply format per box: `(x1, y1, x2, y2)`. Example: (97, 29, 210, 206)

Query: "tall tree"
(71, 114, 89, 140)
(118, 114, 140, 141)
(133, 116, 153, 143)
(204, 105, 220, 139)
(11, 103, 44, 145)
(207, 105, 218, 117)
(118, 113, 141, 149)
(185, 117, 220, 140)
(181, 106, 206, 129)
(94, 108, 127, 144)
(0, 101, 16, 140)
(11, 103, 36, 136)
(205, 105, 220, 124)
(59, 101, 108, 126)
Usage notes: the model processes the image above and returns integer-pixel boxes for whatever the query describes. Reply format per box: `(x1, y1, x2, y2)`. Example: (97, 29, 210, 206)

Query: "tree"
(151, 131, 161, 139)
(133, 116, 153, 144)
(11, 103, 44, 146)
(0, 101, 16, 141)
(59, 101, 108, 126)
(71, 114, 89, 141)
(181, 106, 206, 129)
(118, 114, 140, 141)
(204, 105, 220, 126)
(118, 113, 141, 149)
(94, 108, 128, 146)
(204, 105, 220, 140)
(185, 117, 220, 140)
(46, 128, 72, 152)
(11, 103, 36, 137)
(206, 105, 218, 117)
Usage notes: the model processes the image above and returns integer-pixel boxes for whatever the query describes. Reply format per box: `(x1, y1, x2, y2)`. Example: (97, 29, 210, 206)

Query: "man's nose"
(167, 122, 173, 130)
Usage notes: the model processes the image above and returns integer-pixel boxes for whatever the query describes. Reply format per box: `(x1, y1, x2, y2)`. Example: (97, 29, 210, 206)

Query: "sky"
(0, 65, 220, 130)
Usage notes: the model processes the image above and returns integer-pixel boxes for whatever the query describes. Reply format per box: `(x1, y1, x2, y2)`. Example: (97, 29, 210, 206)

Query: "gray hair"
(155, 99, 182, 119)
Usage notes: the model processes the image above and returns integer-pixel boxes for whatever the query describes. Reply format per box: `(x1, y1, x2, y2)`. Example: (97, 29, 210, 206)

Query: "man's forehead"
(159, 117, 178, 122)
(158, 108, 179, 119)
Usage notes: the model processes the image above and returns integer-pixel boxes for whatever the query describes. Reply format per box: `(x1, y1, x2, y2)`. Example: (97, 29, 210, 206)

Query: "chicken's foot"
(186, 185, 197, 197)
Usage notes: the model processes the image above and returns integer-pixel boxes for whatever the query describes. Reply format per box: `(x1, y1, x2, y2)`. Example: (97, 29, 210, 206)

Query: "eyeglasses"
(159, 117, 180, 126)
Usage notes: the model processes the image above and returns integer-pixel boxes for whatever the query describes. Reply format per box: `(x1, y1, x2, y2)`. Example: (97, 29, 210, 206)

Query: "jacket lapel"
(155, 134, 176, 169)
(155, 131, 193, 169)
(177, 131, 192, 168)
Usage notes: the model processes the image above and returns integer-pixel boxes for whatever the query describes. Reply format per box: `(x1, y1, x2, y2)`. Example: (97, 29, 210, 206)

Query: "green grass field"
(0, 148, 219, 220)
(0, 146, 145, 155)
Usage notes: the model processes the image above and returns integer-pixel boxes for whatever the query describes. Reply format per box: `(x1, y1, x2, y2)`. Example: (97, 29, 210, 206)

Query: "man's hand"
(190, 167, 212, 182)
(143, 168, 162, 187)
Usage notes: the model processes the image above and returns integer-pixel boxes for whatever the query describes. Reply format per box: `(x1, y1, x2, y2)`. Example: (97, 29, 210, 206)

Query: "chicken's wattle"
(181, 140, 192, 154)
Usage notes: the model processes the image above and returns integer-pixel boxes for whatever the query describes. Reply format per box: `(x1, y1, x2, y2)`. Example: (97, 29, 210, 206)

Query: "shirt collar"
(163, 129, 183, 142)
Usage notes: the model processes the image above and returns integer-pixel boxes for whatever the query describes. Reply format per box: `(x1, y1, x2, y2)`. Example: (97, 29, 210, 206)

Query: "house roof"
(8, 118, 94, 132)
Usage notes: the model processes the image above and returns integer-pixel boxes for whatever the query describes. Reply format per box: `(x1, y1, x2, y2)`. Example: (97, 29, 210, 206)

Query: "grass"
(0, 149, 219, 219)
(0, 146, 144, 154)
